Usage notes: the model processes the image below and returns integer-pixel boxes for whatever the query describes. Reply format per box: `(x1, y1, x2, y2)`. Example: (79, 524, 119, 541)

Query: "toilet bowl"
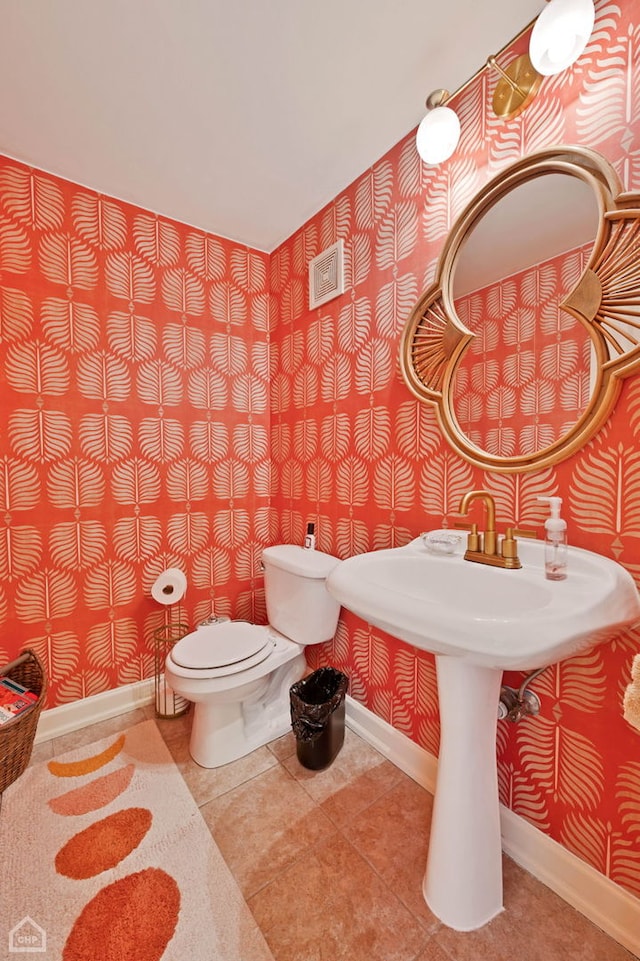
(165, 545, 341, 768)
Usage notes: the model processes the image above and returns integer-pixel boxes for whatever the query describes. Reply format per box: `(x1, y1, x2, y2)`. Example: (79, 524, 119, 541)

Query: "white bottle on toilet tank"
(538, 496, 567, 581)
(304, 522, 316, 550)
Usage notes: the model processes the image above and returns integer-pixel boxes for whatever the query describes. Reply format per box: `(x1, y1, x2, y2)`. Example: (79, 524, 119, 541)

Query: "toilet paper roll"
(151, 568, 187, 606)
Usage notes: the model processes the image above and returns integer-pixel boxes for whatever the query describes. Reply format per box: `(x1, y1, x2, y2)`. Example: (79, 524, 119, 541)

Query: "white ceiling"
(0, 0, 543, 252)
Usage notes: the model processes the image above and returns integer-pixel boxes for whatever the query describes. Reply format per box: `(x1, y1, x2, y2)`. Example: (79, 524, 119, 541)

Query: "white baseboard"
(35, 678, 155, 743)
(345, 695, 640, 957)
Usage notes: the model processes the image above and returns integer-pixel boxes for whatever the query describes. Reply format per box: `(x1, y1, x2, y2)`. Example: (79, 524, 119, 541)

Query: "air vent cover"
(308, 240, 345, 309)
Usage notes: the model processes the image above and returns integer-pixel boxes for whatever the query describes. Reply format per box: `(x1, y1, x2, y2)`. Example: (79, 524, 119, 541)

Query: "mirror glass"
(449, 173, 599, 458)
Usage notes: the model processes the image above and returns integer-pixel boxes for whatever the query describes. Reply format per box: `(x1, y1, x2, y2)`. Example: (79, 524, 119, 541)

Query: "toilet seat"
(171, 623, 274, 677)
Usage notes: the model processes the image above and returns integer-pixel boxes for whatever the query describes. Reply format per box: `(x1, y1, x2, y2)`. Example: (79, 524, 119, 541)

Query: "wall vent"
(308, 240, 345, 309)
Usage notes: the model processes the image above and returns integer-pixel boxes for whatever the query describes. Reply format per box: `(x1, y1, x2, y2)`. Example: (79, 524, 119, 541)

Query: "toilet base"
(188, 652, 306, 767)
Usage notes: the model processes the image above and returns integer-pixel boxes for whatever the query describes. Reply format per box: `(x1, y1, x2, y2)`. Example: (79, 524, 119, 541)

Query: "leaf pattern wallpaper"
(0, 162, 272, 694)
(1, 0, 640, 903)
(453, 242, 593, 457)
(273, 0, 640, 902)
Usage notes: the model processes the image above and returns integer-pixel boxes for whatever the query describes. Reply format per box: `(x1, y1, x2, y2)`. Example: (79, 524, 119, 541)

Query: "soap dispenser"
(538, 496, 567, 581)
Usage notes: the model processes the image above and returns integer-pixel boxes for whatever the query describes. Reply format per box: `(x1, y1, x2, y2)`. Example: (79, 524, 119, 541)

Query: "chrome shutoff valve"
(498, 685, 541, 722)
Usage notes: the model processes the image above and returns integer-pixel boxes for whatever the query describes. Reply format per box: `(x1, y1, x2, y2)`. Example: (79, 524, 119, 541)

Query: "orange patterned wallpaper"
(0, 162, 271, 702)
(272, 1, 640, 898)
(1, 0, 639, 903)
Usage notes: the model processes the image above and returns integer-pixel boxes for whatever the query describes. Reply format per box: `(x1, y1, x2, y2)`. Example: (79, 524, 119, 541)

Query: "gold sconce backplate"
(491, 53, 542, 120)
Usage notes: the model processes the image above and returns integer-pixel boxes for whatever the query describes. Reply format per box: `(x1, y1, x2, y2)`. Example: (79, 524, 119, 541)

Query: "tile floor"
(25, 706, 639, 961)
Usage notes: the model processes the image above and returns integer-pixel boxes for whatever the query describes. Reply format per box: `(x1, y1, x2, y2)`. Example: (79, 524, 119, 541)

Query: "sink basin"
(326, 532, 640, 670)
(326, 530, 640, 932)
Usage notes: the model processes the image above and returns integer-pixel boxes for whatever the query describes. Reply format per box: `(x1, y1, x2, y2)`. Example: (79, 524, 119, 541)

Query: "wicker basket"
(0, 650, 47, 794)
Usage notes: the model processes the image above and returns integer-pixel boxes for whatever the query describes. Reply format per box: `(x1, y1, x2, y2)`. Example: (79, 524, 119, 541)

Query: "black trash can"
(290, 667, 348, 771)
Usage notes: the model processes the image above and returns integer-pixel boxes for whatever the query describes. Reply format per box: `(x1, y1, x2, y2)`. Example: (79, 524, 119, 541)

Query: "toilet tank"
(262, 545, 341, 646)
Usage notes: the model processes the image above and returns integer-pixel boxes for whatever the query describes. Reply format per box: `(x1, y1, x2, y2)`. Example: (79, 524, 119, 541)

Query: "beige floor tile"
(201, 763, 337, 898)
(248, 832, 430, 961)
(150, 709, 192, 758)
(433, 854, 637, 961)
(152, 709, 280, 806)
(28, 738, 55, 766)
(282, 728, 404, 827)
(342, 772, 439, 929)
(413, 938, 452, 961)
(154, 719, 192, 765)
(49, 707, 148, 755)
(177, 744, 279, 807)
(267, 730, 297, 762)
(501, 856, 637, 959)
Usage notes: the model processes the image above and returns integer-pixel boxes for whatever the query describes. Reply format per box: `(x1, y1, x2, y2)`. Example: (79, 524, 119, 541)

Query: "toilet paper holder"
(153, 623, 191, 719)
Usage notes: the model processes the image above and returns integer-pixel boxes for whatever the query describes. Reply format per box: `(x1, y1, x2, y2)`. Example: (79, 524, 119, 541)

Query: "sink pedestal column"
(424, 656, 503, 930)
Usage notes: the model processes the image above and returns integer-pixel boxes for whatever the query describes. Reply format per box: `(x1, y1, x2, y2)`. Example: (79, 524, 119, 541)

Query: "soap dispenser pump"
(538, 496, 567, 581)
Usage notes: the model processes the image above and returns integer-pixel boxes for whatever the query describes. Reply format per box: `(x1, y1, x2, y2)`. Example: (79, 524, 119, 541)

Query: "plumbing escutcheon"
(498, 685, 541, 722)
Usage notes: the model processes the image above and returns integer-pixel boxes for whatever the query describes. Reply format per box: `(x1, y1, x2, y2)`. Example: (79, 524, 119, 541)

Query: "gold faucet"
(458, 490, 521, 569)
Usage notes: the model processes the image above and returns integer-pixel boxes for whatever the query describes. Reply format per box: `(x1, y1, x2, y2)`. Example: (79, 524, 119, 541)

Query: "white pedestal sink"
(326, 531, 640, 931)
(426, 657, 503, 928)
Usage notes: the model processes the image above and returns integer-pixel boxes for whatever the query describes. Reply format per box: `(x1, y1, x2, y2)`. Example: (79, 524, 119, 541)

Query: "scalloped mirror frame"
(400, 145, 640, 473)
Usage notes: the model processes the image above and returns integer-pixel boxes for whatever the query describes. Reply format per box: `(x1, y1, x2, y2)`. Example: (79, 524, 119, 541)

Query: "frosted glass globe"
(416, 106, 461, 165)
(529, 0, 595, 76)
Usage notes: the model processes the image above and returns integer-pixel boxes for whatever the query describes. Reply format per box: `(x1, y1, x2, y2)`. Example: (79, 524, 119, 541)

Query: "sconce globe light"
(415, 1, 595, 166)
(416, 89, 461, 165)
(529, 0, 595, 75)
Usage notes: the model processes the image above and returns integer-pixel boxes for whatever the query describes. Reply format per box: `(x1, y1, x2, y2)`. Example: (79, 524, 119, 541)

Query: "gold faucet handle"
(502, 527, 517, 555)
(453, 521, 473, 531)
(501, 527, 522, 568)
(467, 523, 481, 552)
(512, 527, 538, 539)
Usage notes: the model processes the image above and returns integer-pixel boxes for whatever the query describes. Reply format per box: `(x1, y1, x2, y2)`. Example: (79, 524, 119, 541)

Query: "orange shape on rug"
(48, 764, 135, 816)
(62, 868, 180, 961)
(48, 734, 126, 778)
(55, 808, 152, 879)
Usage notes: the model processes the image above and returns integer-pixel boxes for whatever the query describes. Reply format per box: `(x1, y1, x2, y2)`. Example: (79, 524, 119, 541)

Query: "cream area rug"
(0, 719, 274, 961)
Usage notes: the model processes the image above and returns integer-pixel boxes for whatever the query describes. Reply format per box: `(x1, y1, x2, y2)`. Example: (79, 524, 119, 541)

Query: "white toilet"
(164, 544, 342, 768)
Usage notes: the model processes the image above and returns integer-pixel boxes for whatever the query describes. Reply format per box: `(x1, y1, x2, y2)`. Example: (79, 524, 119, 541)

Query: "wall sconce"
(416, 0, 595, 165)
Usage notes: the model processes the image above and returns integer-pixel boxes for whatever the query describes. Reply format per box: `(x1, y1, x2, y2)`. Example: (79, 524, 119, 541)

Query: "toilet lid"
(171, 623, 273, 673)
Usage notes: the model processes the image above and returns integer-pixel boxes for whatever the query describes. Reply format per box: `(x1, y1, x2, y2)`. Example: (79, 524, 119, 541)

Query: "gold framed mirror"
(400, 146, 640, 472)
